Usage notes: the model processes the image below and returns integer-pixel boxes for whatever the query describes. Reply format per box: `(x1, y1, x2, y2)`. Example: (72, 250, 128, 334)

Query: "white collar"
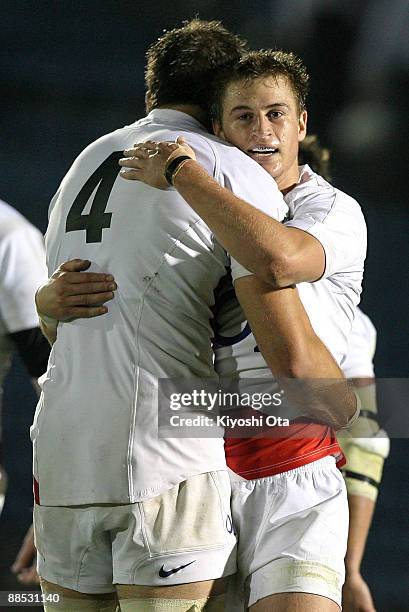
(146, 109, 208, 132)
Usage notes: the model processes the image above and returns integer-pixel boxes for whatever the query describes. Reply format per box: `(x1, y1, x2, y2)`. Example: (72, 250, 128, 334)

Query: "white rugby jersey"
(342, 307, 376, 379)
(0, 200, 47, 424)
(32, 109, 288, 506)
(215, 164, 367, 380)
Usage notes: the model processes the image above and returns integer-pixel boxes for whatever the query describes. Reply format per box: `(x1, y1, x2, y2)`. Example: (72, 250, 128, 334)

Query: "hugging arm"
(119, 139, 325, 288)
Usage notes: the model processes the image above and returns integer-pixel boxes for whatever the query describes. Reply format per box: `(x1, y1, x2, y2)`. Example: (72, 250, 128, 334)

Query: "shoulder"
(286, 168, 364, 226)
(0, 200, 42, 245)
(288, 167, 363, 219)
(0, 199, 25, 235)
(332, 183, 364, 218)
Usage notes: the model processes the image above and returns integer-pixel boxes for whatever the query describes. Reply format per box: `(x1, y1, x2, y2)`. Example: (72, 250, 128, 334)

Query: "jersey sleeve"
(285, 186, 367, 279)
(342, 309, 376, 378)
(0, 224, 48, 333)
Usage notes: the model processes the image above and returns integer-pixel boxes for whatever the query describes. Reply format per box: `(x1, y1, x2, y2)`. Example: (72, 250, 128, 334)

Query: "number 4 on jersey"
(66, 151, 122, 243)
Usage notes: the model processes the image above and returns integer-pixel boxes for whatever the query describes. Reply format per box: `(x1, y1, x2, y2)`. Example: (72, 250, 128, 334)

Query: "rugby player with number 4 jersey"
(121, 51, 366, 611)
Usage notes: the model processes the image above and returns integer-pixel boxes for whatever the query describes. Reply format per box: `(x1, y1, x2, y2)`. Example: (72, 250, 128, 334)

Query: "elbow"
(283, 355, 311, 379)
(266, 253, 297, 289)
(334, 391, 359, 430)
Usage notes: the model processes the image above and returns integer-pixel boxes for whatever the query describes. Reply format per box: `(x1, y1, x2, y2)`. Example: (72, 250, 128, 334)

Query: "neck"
(276, 165, 301, 195)
(150, 104, 210, 130)
(280, 184, 296, 195)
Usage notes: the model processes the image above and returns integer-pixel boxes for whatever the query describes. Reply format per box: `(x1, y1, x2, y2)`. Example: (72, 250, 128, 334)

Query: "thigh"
(34, 504, 116, 594)
(113, 471, 237, 587)
(233, 458, 348, 609)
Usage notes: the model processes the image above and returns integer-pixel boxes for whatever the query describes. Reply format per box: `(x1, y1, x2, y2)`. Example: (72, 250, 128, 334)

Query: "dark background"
(1, 1, 408, 610)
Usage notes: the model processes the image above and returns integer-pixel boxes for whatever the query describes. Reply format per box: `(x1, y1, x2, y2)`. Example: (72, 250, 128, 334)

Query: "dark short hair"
(211, 49, 310, 125)
(145, 19, 247, 116)
(299, 135, 332, 181)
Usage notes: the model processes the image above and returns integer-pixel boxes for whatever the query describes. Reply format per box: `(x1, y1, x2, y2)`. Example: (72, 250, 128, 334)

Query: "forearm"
(345, 494, 375, 575)
(235, 277, 357, 428)
(120, 140, 326, 284)
(36, 286, 58, 345)
(39, 319, 57, 346)
(276, 332, 357, 429)
(173, 161, 316, 287)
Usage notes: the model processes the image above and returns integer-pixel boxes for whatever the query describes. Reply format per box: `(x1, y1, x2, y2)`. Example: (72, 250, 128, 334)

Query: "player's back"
(45, 121, 226, 379)
(34, 113, 230, 506)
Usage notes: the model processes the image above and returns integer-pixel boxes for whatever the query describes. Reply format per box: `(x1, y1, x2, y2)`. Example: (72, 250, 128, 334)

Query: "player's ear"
(298, 110, 308, 142)
(145, 91, 153, 113)
(212, 119, 225, 140)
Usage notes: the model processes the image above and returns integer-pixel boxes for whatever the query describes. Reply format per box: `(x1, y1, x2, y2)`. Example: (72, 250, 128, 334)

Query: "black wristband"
(165, 155, 192, 186)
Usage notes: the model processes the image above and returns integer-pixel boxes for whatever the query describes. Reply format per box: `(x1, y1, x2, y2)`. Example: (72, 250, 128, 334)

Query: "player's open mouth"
(248, 147, 278, 156)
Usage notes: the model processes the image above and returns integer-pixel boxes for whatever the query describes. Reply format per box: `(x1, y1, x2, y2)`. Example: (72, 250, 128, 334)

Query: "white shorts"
(227, 456, 348, 610)
(34, 471, 236, 594)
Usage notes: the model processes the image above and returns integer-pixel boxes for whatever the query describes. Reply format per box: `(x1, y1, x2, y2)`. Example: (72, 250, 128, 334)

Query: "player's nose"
(253, 114, 272, 136)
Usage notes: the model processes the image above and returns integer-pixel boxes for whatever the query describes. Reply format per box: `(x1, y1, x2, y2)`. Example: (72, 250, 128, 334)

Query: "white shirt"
(33, 109, 288, 505)
(0, 200, 47, 419)
(342, 307, 376, 379)
(215, 165, 367, 387)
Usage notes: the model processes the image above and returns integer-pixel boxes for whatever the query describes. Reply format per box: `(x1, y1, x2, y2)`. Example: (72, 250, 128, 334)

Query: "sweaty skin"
(214, 75, 307, 192)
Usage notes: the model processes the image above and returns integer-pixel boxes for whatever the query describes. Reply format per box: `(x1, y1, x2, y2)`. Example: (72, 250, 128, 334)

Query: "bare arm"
(171, 162, 324, 287)
(11, 524, 40, 586)
(342, 495, 376, 611)
(119, 140, 325, 288)
(344, 492, 376, 573)
(234, 275, 357, 429)
(38, 318, 57, 346)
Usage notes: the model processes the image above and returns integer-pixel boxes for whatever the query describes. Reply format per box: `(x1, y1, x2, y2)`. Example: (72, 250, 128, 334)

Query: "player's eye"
(267, 111, 283, 120)
(237, 113, 252, 121)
